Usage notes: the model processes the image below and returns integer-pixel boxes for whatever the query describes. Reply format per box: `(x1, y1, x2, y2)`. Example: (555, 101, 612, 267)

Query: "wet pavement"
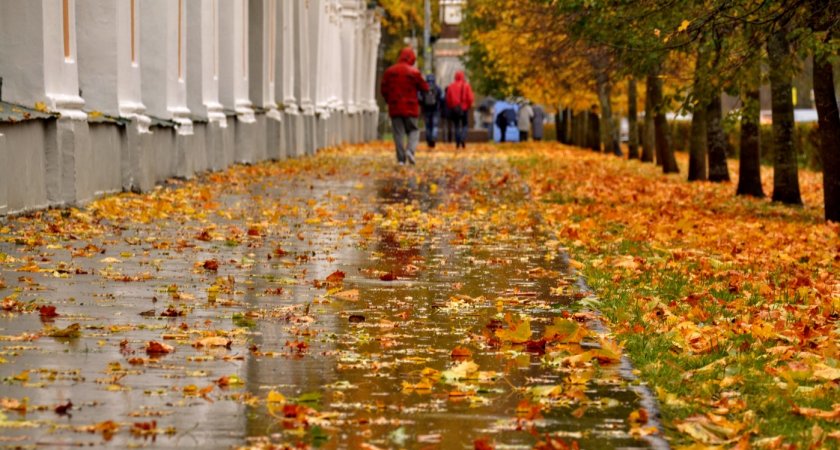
(0, 147, 662, 449)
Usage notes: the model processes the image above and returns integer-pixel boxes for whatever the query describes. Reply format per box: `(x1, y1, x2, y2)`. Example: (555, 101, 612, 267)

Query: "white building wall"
(0, 0, 381, 216)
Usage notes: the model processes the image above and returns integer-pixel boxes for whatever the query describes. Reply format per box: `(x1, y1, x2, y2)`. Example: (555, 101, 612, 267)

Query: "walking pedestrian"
(445, 71, 475, 149)
(518, 101, 534, 142)
(420, 74, 442, 148)
(380, 47, 429, 165)
(496, 107, 517, 143)
(532, 105, 546, 141)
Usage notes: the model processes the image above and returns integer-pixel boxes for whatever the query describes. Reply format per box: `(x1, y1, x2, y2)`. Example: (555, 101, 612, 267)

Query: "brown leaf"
(54, 400, 73, 416)
(450, 346, 473, 360)
(326, 270, 346, 283)
(145, 341, 174, 355)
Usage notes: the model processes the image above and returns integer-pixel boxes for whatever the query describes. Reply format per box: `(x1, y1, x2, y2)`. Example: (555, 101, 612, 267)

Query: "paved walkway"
(0, 146, 662, 449)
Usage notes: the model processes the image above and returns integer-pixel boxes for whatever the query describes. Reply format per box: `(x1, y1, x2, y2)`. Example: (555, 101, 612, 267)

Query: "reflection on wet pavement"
(0, 150, 658, 449)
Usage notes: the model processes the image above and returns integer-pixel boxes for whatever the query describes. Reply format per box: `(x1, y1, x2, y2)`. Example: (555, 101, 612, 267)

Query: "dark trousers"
(451, 110, 468, 147)
(519, 130, 529, 142)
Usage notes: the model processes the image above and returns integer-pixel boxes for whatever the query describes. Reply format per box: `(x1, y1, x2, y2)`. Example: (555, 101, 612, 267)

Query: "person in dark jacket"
(496, 107, 517, 143)
(420, 74, 442, 148)
(380, 47, 429, 165)
(445, 71, 475, 149)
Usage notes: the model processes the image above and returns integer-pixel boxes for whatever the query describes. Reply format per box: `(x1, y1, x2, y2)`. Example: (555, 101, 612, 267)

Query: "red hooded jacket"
(380, 48, 429, 118)
(445, 71, 475, 113)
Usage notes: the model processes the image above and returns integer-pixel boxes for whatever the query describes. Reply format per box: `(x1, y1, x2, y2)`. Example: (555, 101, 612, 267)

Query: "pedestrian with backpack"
(380, 47, 429, 165)
(420, 74, 442, 148)
(445, 71, 475, 149)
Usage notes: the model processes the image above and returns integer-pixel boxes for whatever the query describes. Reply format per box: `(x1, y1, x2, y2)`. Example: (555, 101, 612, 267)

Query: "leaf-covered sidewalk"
(0, 144, 663, 449)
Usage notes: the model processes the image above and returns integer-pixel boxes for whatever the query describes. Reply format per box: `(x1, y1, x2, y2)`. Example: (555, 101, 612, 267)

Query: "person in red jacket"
(380, 47, 429, 165)
(445, 70, 475, 149)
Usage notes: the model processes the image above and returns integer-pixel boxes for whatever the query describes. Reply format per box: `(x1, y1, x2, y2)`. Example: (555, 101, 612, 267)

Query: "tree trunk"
(642, 75, 656, 163)
(555, 108, 564, 143)
(588, 110, 601, 151)
(768, 28, 803, 205)
(649, 72, 679, 173)
(596, 71, 622, 156)
(706, 91, 730, 181)
(688, 101, 707, 181)
(573, 111, 584, 147)
(628, 78, 639, 159)
(737, 88, 765, 197)
(814, 48, 840, 221)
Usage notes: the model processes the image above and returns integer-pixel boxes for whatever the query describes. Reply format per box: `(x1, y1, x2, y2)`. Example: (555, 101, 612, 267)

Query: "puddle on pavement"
(0, 152, 654, 449)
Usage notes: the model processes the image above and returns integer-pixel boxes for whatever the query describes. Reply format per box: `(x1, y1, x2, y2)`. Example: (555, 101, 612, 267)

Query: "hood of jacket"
(398, 47, 416, 65)
(454, 71, 465, 82)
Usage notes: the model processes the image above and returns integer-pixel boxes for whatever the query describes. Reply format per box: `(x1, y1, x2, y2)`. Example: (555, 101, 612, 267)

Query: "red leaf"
(203, 259, 219, 271)
(379, 272, 397, 281)
(39, 305, 59, 318)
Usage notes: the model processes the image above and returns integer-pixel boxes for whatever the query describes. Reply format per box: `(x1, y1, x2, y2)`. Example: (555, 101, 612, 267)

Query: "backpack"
(422, 86, 438, 108)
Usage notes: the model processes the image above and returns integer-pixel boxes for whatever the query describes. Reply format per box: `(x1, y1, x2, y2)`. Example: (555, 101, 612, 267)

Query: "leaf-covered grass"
(512, 142, 840, 448)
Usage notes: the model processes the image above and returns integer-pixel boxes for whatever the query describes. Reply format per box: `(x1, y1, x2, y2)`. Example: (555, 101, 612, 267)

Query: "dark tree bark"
(573, 111, 585, 147)
(628, 78, 639, 159)
(688, 101, 707, 181)
(596, 71, 622, 156)
(649, 72, 679, 173)
(564, 108, 574, 144)
(737, 88, 765, 197)
(555, 109, 563, 143)
(587, 110, 601, 151)
(641, 75, 656, 163)
(811, 6, 840, 221)
(814, 47, 840, 221)
(706, 92, 731, 181)
(768, 27, 803, 205)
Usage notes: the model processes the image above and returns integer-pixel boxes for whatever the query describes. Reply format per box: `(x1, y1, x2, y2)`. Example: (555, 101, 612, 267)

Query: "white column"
(309, 0, 328, 117)
(365, 12, 382, 112)
(219, 0, 255, 123)
(77, 0, 149, 131)
(295, 0, 313, 115)
(0, 0, 85, 119)
(340, 1, 359, 115)
(277, 0, 297, 115)
(139, 0, 193, 134)
(249, 0, 281, 120)
(325, 1, 343, 112)
(187, 0, 226, 126)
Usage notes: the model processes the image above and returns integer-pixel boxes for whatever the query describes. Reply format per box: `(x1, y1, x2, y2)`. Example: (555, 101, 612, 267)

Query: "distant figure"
(380, 47, 429, 165)
(420, 74, 443, 148)
(445, 71, 475, 149)
(532, 105, 546, 141)
(518, 101, 534, 142)
(496, 107, 517, 143)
